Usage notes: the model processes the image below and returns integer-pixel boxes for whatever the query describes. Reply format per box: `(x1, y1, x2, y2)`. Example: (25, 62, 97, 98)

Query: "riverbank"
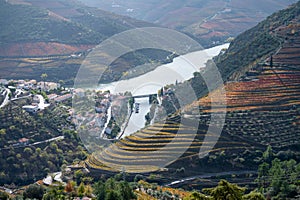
(98, 43, 230, 96)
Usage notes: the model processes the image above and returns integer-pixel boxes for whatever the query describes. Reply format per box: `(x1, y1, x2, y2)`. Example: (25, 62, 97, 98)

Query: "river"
(98, 43, 229, 96)
(98, 43, 230, 137)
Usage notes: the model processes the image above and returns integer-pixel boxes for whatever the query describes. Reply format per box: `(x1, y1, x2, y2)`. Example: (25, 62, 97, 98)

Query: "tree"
(74, 169, 84, 184)
(77, 182, 85, 197)
(262, 145, 273, 163)
(134, 174, 144, 182)
(158, 88, 164, 97)
(41, 73, 48, 80)
(94, 178, 136, 200)
(85, 185, 93, 197)
(119, 181, 136, 200)
(43, 185, 66, 200)
(0, 191, 9, 200)
(58, 80, 65, 89)
(65, 181, 74, 193)
(105, 190, 121, 200)
(0, 129, 6, 135)
(23, 184, 45, 200)
(193, 72, 201, 77)
(257, 162, 269, 191)
(203, 180, 245, 200)
(94, 181, 105, 200)
(256, 158, 300, 199)
(243, 191, 266, 200)
(128, 97, 135, 111)
(24, 147, 33, 155)
(184, 191, 212, 200)
(269, 158, 284, 195)
(41, 73, 48, 90)
(105, 178, 116, 191)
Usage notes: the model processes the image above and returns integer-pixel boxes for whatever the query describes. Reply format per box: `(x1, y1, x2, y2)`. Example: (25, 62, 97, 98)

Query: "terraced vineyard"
(86, 48, 300, 176)
(86, 116, 253, 173)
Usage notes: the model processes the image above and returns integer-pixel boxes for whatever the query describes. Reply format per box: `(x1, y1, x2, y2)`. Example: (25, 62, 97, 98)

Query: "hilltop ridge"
(81, 0, 298, 47)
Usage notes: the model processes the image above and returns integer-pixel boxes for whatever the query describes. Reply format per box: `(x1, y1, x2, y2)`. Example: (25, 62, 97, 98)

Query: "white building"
(0, 79, 9, 85)
(22, 105, 39, 113)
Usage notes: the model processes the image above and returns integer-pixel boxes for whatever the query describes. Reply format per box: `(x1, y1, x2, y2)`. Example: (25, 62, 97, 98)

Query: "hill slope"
(80, 0, 298, 47)
(0, 0, 158, 83)
(0, 0, 154, 57)
(86, 1, 300, 181)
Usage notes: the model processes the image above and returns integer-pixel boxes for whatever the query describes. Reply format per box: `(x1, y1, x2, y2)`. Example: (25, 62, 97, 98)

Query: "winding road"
(0, 88, 10, 108)
(165, 170, 257, 187)
(1, 136, 65, 150)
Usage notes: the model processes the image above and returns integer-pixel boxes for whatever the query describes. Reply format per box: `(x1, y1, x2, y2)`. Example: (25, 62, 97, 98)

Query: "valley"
(0, 0, 299, 199)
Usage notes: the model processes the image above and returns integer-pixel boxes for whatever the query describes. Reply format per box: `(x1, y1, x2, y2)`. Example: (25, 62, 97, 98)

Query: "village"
(0, 78, 73, 109)
(0, 77, 123, 142)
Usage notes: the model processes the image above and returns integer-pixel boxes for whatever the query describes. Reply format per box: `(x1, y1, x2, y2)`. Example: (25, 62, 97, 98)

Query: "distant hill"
(80, 0, 298, 47)
(0, 0, 163, 83)
(0, 0, 154, 57)
(215, 0, 300, 81)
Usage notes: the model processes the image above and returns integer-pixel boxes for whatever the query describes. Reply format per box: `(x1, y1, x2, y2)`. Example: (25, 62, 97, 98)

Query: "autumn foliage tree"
(65, 181, 74, 193)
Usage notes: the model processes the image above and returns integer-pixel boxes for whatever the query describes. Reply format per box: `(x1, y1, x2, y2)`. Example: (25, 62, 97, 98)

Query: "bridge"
(132, 93, 157, 99)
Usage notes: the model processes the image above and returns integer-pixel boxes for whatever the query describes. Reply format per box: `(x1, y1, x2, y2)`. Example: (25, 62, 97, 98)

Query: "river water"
(98, 43, 229, 96)
(98, 43, 230, 137)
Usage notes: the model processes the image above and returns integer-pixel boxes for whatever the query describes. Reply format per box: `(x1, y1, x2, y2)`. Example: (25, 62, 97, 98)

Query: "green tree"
(24, 147, 33, 155)
(23, 184, 45, 200)
(41, 73, 48, 81)
(262, 145, 273, 163)
(58, 80, 65, 88)
(193, 72, 201, 77)
(257, 158, 300, 199)
(203, 180, 245, 200)
(94, 181, 105, 200)
(184, 191, 212, 200)
(77, 182, 85, 197)
(0, 128, 6, 135)
(243, 191, 266, 200)
(74, 169, 84, 184)
(269, 158, 284, 195)
(105, 190, 121, 200)
(119, 181, 136, 200)
(41, 73, 48, 90)
(257, 162, 269, 191)
(85, 185, 93, 197)
(0, 191, 9, 200)
(43, 185, 66, 200)
(105, 178, 116, 191)
(128, 97, 135, 111)
(134, 174, 144, 182)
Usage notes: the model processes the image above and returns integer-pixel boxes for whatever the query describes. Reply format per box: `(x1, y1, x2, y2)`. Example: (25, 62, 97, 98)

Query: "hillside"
(0, 0, 167, 83)
(0, 0, 154, 57)
(80, 0, 298, 47)
(215, 0, 300, 81)
(85, 1, 300, 185)
(0, 97, 87, 185)
(0, 1, 299, 196)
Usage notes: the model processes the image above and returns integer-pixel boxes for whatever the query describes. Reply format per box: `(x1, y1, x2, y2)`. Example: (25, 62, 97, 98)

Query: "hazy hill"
(80, 0, 298, 47)
(0, 0, 154, 57)
(0, 0, 159, 83)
